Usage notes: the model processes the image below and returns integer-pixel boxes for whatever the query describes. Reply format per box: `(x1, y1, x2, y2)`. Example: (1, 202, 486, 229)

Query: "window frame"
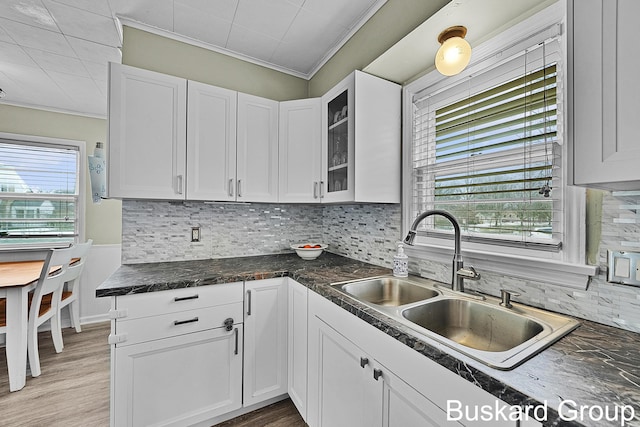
(0, 132, 86, 250)
(401, 2, 597, 289)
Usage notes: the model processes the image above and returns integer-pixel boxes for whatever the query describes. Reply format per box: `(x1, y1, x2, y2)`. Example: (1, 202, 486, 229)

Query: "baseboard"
(191, 394, 290, 427)
(80, 314, 110, 326)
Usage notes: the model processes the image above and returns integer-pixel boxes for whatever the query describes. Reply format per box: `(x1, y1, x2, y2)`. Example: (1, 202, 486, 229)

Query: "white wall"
(79, 244, 121, 325)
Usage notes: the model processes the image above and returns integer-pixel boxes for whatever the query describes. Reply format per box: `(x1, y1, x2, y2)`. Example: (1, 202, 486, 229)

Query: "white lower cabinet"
(243, 278, 288, 406)
(110, 280, 289, 427)
(287, 279, 309, 421)
(308, 312, 457, 427)
(307, 290, 518, 427)
(112, 327, 243, 427)
(110, 283, 244, 427)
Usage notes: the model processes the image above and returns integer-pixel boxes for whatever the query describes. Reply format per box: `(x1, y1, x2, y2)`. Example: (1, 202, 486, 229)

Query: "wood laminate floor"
(0, 322, 111, 427)
(0, 322, 306, 427)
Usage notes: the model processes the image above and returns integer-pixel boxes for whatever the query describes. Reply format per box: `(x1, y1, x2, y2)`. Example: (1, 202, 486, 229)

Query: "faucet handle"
(457, 265, 481, 280)
(499, 289, 520, 309)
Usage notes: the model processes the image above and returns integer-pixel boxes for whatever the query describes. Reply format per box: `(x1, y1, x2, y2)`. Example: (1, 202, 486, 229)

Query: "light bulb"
(435, 36, 472, 76)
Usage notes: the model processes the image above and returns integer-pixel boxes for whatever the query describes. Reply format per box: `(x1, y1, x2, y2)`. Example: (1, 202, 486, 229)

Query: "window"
(411, 41, 562, 252)
(0, 136, 82, 248)
(402, 5, 596, 288)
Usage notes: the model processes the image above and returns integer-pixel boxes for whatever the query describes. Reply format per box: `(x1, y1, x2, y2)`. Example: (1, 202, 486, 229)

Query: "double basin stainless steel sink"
(330, 276, 580, 370)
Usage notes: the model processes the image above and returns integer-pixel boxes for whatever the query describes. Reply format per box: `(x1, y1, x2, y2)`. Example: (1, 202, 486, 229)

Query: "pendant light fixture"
(435, 26, 472, 76)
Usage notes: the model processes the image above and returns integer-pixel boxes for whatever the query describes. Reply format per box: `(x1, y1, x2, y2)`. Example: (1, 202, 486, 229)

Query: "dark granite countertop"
(97, 252, 640, 427)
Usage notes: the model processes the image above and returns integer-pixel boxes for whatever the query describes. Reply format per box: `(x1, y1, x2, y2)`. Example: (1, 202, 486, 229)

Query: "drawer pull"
(373, 368, 383, 381)
(174, 294, 199, 302)
(234, 328, 239, 355)
(173, 317, 199, 326)
(360, 357, 369, 368)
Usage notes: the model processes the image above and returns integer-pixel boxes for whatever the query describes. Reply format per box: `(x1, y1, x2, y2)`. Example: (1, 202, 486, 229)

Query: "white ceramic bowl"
(291, 243, 327, 260)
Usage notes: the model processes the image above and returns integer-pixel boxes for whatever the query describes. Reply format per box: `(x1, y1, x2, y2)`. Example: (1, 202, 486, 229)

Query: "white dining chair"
(27, 246, 74, 378)
(58, 239, 92, 335)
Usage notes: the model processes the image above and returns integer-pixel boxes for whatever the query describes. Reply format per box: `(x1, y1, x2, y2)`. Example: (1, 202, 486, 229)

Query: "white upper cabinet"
(569, 0, 640, 189)
(186, 81, 237, 201)
(321, 70, 401, 203)
(279, 98, 322, 203)
(236, 93, 279, 202)
(108, 65, 400, 203)
(108, 63, 187, 199)
(108, 64, 279, 202)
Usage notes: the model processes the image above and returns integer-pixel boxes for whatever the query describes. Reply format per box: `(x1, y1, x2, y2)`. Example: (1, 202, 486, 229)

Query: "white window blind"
(411, 39, 563, 251)
(0, 139, 79, 246)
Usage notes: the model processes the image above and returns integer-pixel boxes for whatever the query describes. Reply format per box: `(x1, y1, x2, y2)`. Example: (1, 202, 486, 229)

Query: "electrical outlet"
(608, 250, 640, 287)
(191, 227, 200, 242)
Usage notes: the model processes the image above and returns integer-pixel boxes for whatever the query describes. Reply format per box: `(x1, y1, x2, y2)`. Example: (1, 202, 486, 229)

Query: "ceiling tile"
(226, 24, 280, 62)
(0, 17, 76, 56)
(272, 8, 347, 73)
(23, 46, 90, 77)
(67, 35, 121, 63)
(0, 24, 14, 44)
(82, 59, 108, 82)
(48, 0, 114, 18)
(173, 2, 233, 47)
(302, 0, 377, 28)
(174, 0, 239, 22)
(48, 69, 105, 113)
(233, 0, 301, 41)
(0, 0, 59, 31)
(43, 0, 121, 47)
(0, 63, 72, 106)
(108, 0, 174, 30)
(0, 40, 39, 67)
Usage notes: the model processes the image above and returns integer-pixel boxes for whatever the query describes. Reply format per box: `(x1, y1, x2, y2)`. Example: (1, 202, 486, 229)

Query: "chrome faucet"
(404, 210, 480, 292)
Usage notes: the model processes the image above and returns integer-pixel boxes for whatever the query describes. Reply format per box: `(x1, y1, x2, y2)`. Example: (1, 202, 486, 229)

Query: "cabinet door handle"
(237, 179, 242, 197)
(173, 317, 199, 326)
(229, 178, 234, 197)
(360, 357, 369, 368)
(234, 327, 239, 355)
(320, 181, 325, 198)
(246, 289, 252, 316)
(174, 294, 199, 302)
(313, 181, 318, 199)
(176, 175, 183, 194)
(373, 369, 383, 381)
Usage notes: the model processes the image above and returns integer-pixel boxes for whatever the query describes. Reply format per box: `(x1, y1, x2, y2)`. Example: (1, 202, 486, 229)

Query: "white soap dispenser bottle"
(393, 242, 408, 277)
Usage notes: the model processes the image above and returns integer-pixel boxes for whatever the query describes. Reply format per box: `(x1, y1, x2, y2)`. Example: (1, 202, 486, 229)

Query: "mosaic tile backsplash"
(122, 201, 324, 263)
(122, 192, 640, 333)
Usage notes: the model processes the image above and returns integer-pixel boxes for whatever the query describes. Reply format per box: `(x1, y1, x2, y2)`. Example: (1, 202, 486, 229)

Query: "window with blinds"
(0, 140, 79, 247)
(410, 40, 563, 250)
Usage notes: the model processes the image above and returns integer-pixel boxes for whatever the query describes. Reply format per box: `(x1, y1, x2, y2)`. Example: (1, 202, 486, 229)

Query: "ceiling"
(0, 0, 386, 118)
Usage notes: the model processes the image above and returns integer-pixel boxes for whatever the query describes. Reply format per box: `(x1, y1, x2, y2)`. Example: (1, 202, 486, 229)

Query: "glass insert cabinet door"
(327, 90, 348, 194)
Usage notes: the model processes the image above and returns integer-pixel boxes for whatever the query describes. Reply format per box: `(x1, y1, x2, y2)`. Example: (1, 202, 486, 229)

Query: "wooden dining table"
(1, 260, 56, 391)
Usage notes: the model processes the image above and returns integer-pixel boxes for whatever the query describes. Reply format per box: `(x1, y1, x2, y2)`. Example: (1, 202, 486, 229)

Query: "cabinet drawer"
(115, 281, 243, 320)
(115, 302, 243, 346)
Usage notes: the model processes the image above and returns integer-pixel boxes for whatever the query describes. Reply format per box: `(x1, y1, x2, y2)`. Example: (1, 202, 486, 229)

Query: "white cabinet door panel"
(309, 316, 382, 427)
(108, 63, 186, 199)
(571, 0, 640, 188)
(279, 98, 322, 203)
(112, 326, 242, 427)
(287, 279, 308, 421)
(243, 278, 288, 406)
(236, 93, 279, 202)
(187, 81, 237, 201)
(382, 366, 462, 427)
